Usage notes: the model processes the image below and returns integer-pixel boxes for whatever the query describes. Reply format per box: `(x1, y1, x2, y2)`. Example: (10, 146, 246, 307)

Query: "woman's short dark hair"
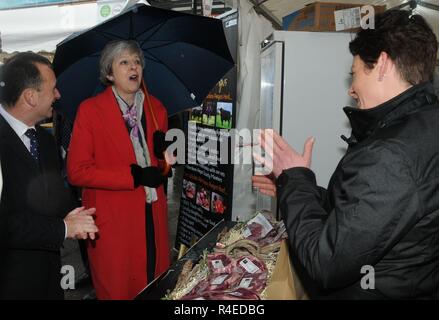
(0, 52, 52, 108)
(349, 9, 438, 85)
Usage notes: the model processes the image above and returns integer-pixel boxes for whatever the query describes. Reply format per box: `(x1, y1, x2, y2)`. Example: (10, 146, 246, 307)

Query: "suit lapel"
(95, 87, 136, 164)
(36, 126, 54, 174)
(0, 114, 39, 169)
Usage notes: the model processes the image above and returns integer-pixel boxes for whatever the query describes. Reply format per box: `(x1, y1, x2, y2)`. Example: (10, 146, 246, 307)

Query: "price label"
(212, 259, 225, 269)
(239, 258, 260, 274)
(239, 277, 253, 288)
(211, 274, 229, 285)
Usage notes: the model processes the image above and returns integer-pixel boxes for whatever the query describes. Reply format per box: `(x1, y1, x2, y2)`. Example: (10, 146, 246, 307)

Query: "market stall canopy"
(0, 0, 149, 53)
(1, 0, 438, 54)
(148, 0, 439, 47)
(244, 0, 439, 39)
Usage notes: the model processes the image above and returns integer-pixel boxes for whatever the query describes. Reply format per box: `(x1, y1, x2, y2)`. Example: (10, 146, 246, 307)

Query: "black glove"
(130, 164, 166, 188)
(153, 130, 173, 160)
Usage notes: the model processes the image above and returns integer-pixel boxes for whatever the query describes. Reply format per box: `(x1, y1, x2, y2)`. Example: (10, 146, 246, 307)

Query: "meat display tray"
(136, 220, 235, 300)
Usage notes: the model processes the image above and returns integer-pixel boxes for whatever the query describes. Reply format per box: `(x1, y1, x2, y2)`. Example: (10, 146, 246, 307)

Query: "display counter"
(136, 220, 235, 300)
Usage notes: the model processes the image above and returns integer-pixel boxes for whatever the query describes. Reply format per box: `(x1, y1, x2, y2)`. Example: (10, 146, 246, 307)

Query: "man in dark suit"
(0, 52, 99, 299)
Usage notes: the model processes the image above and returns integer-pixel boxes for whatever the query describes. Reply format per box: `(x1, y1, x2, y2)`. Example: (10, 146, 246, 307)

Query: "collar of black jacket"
(342, 82, 437, 145)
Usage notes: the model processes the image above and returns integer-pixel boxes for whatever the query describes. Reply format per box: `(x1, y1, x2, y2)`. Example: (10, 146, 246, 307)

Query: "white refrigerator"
(257, 30, 354, 215)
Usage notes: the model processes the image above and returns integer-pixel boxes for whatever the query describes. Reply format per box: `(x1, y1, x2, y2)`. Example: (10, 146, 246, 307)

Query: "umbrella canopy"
(52, 3, 234, 121)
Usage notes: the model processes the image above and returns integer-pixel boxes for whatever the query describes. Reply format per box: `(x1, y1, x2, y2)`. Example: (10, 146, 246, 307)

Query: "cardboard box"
(265, 240, 308, 300)
(283, 2, 386, 32)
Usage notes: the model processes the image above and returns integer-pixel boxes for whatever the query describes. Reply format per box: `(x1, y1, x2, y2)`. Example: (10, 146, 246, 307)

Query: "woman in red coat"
(67, 40, 170, 299)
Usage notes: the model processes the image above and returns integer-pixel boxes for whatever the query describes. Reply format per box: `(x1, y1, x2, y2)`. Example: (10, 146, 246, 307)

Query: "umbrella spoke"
(92, 29, 125, 42)
(146, 50, 196, 101)
(129, 11, 134, 39)
(140, 41, 174, 51)
(143, 52, 161, 63)
(135, 20, 168, 43)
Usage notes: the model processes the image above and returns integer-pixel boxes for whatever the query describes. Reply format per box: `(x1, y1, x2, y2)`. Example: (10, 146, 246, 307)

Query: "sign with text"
(175, 10, 238, 249)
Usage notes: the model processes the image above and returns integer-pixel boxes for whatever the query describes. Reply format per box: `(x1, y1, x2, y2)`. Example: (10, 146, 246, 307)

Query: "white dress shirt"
(0, 104, 67, 238)
(0, 104, 35, 152)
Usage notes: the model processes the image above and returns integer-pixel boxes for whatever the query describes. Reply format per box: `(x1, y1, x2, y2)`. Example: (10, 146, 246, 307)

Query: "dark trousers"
(145, 203, 156, 284)
(0, 251, 63, 300)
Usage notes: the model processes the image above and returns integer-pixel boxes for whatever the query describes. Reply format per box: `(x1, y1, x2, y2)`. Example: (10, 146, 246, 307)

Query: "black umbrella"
(52, 3, 234, 122)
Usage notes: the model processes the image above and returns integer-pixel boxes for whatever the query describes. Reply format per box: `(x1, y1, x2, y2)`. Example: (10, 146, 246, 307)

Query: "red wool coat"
(67, 87, 170, 300)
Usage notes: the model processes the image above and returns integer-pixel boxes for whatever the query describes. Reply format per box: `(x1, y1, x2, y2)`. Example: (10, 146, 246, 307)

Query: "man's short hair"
(0, 52, 52, 108)
(349, 10, 438, 85)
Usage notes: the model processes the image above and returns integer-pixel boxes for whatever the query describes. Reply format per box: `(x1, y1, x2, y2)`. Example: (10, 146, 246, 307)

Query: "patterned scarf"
(112, 86, 157, 203)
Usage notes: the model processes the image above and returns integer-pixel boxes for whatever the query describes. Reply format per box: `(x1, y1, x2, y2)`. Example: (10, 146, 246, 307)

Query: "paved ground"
(61, 166, 183, 300)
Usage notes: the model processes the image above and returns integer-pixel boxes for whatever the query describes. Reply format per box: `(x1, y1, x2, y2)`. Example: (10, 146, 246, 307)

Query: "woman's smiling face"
(348, 55, 381, 110)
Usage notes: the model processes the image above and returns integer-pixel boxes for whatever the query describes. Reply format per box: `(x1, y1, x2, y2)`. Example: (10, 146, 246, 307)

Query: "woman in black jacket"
(253, 10, 439, 299)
